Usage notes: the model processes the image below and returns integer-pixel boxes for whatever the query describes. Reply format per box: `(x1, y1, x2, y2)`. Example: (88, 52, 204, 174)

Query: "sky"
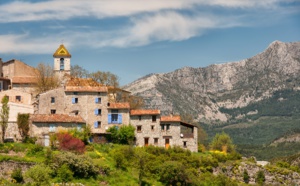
(0, 0, 299, 86)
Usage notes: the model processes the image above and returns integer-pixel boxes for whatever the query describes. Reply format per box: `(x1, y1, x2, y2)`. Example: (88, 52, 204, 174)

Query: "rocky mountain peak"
(124, 41, 300, 123)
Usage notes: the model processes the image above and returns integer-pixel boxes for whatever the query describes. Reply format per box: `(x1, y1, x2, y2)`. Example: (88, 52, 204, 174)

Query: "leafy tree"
(0, 95, 9, 143)
(107, 125, 135, 144)
(71, 65, 89, 78)
(90, 71, 119, 87)
(210, 132, 235, 153)
(17, 113, 30, 141)
(25, 164, 52, 186)
(34, 63, 60, 94)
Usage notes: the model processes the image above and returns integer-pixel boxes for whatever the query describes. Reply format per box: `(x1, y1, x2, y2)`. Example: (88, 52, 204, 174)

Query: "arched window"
(60, 58, 64, 70)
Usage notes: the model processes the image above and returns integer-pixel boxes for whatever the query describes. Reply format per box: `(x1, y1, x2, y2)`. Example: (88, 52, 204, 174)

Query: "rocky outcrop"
(123, 41, 300, 123)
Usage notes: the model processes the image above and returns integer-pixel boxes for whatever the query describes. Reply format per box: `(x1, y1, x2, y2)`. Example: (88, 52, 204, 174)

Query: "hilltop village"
(0, 44, 198, 152)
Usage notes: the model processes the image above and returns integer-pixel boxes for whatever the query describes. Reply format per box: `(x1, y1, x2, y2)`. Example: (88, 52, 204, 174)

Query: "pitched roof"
(65, 78, 108, 92)
(130, 109, 160, 115)
(12, 76, 37, 84)
(108, 102, 130, 109)
(30, 114, 85, 123)
(161, 115, 181, 122)
(53, 44, 71, 58)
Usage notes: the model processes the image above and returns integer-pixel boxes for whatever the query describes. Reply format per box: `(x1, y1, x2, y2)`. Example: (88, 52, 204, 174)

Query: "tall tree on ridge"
(0, 95, 9, 143)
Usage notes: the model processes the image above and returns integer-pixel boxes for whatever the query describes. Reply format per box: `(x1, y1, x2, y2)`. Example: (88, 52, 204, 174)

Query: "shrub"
(158, 161, 191, 185)
(243, 169, 250, 183)
(52, 152, 98, 178)
(11, 167, 23, 183)
(25, 164, 52, 186)
(57, 133, 85, 154)
(107, 125, 135, 144)
(26, 144, 44, 156)
(57, 164, 73, 183)
(256, 170, 265, 185)
(210, 132, 235, 153)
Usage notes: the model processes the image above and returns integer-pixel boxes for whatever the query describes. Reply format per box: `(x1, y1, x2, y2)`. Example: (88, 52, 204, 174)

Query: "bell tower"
(53, 44, 71, 77)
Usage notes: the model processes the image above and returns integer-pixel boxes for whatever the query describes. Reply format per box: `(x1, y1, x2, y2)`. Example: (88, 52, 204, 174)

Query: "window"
(60, 58, 64, 70)
(138, 115, 142, 121)
(161, 124, 165, 131)
(77, 124, 82, 130)
(16, 96, 21, 102)
(95, 97, 101, 104)
(137, 126, 142, 132)
(94, 121, 101, 128)
(154, 138, 158, 145)
(72, 97, 78, 104)
(108, 112, 122, 124)
(74, 111, 79, 115)
(51, 97, 55, 103)
(112, 109, 118, 123)
(151, 125, 154, 131)
(49, 124, 56, 132)
(152, 115, 156, 122)
(183, 141, 187, 148)
(166, 124, 170, 131)
(94, 109, 102, 115)
(51, 109, 56, 114)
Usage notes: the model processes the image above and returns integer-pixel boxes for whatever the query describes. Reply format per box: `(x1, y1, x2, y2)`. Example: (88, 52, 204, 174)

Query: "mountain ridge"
(123, 40, 300, 123)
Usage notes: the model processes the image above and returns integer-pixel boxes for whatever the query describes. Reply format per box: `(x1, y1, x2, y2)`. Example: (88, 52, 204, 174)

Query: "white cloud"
(0, 0, 290, 23)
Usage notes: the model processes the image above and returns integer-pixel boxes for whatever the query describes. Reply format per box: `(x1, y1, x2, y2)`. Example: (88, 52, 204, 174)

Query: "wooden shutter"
(94, 109, 98, 115)
(94, 121, 98, 128)
(108, 114, 112, 124)
(118, 114, 122, 124)
(72, 98, 75, 104)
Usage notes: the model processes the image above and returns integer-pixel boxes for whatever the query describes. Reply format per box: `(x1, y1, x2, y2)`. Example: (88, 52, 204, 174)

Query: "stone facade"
(130, 111, 198, 152)
(37, 84, 130, 134)
(0, 90, 34, 140)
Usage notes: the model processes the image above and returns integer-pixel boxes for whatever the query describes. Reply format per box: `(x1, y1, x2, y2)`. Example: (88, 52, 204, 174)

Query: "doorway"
(144, 138, 149, 147)
(165, 138, 170, 149)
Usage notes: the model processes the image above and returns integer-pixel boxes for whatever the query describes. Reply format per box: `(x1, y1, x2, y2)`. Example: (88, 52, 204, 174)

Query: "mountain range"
(124, 40, 300, 124)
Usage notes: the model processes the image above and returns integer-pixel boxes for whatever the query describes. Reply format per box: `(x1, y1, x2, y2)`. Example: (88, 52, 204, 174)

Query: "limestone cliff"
(123, 41, 300, 123)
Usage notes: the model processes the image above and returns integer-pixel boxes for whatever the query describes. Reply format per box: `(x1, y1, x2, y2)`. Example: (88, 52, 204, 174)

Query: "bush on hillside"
(57, 133, 85, 154)
(52, 151, 98, 178)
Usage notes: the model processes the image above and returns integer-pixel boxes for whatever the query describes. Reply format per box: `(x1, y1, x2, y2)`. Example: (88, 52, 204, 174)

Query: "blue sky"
(0, 0, 299, 86)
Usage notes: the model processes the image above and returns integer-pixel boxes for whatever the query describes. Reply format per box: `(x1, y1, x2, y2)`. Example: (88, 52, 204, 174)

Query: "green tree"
(25, 164, 52, 186)
(17, 113, 30, 141)
(107, 125, 135, 144)
(57, 164, 74, 183)
(210, 132, 235, 153)
(243, 169, 250, 183)
(0, 95, 9, 143)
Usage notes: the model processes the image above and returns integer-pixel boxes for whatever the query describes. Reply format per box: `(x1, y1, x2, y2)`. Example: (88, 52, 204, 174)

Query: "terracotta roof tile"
(161, 115, 181, 122)
(12, 77, 37, 84)
(65, 78, 108, 92)
(65, 86, 107, 92)
(108, 102, 130, 109)
(30, 114, 85, 123)
(130, 109, 160, 115)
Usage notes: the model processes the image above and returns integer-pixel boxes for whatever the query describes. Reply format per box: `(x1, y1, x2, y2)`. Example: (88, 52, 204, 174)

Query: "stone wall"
(2, 60, 36, 79)
(0, 161, 35, 179)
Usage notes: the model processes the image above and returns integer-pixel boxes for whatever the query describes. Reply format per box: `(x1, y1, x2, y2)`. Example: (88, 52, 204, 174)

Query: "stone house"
(0, 89, 34, 140)
(1, 59, 37, 92)
(130, 110, 198, 152)
(30, 114, 85, 146)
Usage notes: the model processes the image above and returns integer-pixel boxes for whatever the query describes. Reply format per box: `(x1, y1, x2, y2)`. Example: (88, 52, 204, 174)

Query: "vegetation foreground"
(0, 129, 299, 185)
